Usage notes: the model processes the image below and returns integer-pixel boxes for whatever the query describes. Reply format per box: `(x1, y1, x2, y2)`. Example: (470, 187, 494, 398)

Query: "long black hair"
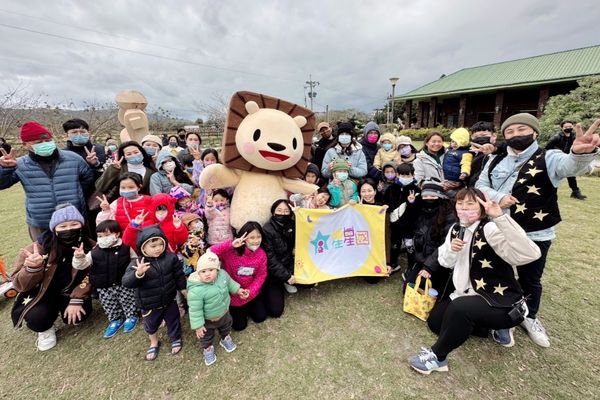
(234, 221, 263, 256)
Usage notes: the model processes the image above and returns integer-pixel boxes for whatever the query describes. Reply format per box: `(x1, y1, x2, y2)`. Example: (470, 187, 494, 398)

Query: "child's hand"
(180, 289, 187, 298)
(348, 199, 357, 206)
(134, 210, 148, 225)
(407, 190, 418, 203)
(287, 276, 296, 285)
(72, 243, 85, 258)
(232, 232, 248, 248)
(459, 172, 468, 181)
(167, 172, 179, 186)
(135, 257, 151, 276)
(96, 194, 110, 211)
(205, 191, 213, 206)
(450, 238, 466, 253)
(418, 269, 431, 279)
(238, 288, 250, 299)
(196, 326, 207, 339)
(173, 214, 182, 229)
(332, 177, 341, 186)
(347, 161, 352, 168)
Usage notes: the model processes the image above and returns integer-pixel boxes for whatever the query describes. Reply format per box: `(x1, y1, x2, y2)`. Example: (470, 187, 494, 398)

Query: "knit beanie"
(49, 204, 85, 231)
(501, 113, 540, 135)
(141, 134, 163, 148)
(420, 179, 448, 199)
(169, 186, 191, 201)
(330, 158, 350, 173)
(305, 163, 321, 177)
(197, 251, 221, 271)
(450, 128, 470, 147)
(20, 121, 53, 142)
(337, 122, 355, 135)
(363, 121, 381, 136)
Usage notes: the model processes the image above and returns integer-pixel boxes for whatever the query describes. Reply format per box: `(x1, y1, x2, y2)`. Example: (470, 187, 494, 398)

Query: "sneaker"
(491, 328, 515, 347)
(284, 283, 298, 294)
(36, 326, 57, 351)
(520, 317, 550, 347)
(122, 316, 138, 333)
(408, 347, 449, 375)
(203, 345, 217, 366)
(103, 319, 124, 338)
(219, 335, 237, 353)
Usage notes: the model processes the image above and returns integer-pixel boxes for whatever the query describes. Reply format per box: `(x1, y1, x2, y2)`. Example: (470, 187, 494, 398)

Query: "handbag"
(403, 275, 436, 321)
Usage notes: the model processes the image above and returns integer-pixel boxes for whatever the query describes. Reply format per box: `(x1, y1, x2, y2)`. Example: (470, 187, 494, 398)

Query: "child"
(290, 187, 331, 209)
(327, 159, 358, 208)
(180, 213, 207, 276)
(192, 148, 220, 207)
(209, 221, 268, 331)
(122, 226, 187, 361)
(170, 186, 201, 218)
(374, 132, 400, 170)
(187, 251, 249, 366)
(303, 162, 325, 188)
(150, 151, 195, 195)
(96, 172, 154, 231)
(72, 220, 139, 338)
(442, 127, 473, 186)
(377, 162, 398, 195)
(205, 189, 234, 246)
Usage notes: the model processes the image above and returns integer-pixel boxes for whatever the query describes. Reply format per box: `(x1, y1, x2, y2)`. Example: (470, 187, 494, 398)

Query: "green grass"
(0, 178, 599, 399)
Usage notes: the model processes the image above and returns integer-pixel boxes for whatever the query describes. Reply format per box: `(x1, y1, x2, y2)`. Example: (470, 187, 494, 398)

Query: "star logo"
(528, 160, 535, 166)
(515, 203, 527, 214)
(517, 178, 527, 184)
(526, 167, 542, 177)
(493, 284, 508, 295)
(310, 231, 330, 254)
(526, 185, 541, 195)
(533, 210, 548, 221)
(22, 295, 33, 305)
(475, 278, 487, 290)
(480, 259, 493, 269)
(474, 239, 486, 249)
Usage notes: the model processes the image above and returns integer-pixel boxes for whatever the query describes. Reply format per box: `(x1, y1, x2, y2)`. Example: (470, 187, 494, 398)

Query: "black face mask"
(273, 214, 293, 225)
(472, 136, 491, 145)
(56, 228, 81, 246)
(563, 128, 573, 134)
(506, 134, 535, 151)
(421, 199, 440, 214)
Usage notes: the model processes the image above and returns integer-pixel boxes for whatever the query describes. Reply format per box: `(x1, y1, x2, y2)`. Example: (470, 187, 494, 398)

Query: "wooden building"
(396, 45, 600, 129)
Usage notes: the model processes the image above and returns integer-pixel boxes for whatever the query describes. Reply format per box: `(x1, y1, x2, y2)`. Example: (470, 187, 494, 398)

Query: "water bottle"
(428, 288, 438, 298)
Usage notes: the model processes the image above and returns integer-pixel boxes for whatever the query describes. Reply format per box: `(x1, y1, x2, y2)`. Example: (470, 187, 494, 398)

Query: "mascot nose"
(267, 142, 286, 151)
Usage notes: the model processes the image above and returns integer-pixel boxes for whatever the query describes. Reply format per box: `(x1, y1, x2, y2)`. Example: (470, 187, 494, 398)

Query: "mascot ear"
(293, 115, 307, 128)
(245, 101, 260, 114)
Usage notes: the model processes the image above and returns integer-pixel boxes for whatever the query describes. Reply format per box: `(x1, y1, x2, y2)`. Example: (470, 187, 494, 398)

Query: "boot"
(570, 190, 587, 200)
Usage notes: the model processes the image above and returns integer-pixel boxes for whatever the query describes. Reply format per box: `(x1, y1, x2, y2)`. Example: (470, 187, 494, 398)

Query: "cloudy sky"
(0, 0, 598, 120)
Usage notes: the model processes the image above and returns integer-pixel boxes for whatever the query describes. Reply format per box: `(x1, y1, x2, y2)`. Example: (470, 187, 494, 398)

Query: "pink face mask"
(367, 133, 379, 144)
(456, 209, 481, 225)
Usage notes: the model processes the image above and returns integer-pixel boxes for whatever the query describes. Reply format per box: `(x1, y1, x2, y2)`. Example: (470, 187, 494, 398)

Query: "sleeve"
(72, 252, 92, 270)
(187, 287, 205, 329)
(437, 228, 458, 270)
(208, 239, 233, 259)
(172, 224, 189, 247)
(544, 134, 560, 150)
(10, 243, 46, 293)
(262, 229, 292, 282)
(95, 163, 120, 193)
(474, 155, 506, 203)
(321, 149, 335, 179)
(327, 182, 342, 207)
(223, 270, 241, 294)
(181, 183, 195, 196)
(149, 173, 162, 195)
(245, 253, 267, 301)
(192, 160, 203, 187)
(413, 158, 425, 184)
(69, 273, 92, 304)
(96, 200, 117, 225)
(121, 261, 142, 288)
(460, 152, 473, 175)
(373, 150, 383, 170)
(0, 166, 19, 190)
(350, 151, 368, 178)
(545, 149, 599, 187)
(350, 182, 359, 202)
(122, 224, 140, 250)
(78, 158, 95, 194)
(485, 214, 542, 265)
(173, 258, 187, 290)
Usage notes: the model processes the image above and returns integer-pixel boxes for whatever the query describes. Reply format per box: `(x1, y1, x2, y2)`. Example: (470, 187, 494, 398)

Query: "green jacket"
(187, 269, 240, 329)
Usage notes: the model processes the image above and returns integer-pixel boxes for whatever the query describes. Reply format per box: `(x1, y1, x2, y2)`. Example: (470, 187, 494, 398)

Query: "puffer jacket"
(0, 150, 94, 228)
(89, 243, 133, 288)
(321, 144, 368, 180)
(413, 150, 445, 184)
(262, 216, 295, 282)
(121, 226, 186, 310)
(149, 151, 194, 195)
(359, 121, 381, 179)
(187, 269, 240, 329)
(205, 203, 233, 245)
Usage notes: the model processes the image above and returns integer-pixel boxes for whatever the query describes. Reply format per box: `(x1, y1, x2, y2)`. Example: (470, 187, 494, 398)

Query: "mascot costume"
(116, 89, 150, 143)
(200, 91, 318, 230)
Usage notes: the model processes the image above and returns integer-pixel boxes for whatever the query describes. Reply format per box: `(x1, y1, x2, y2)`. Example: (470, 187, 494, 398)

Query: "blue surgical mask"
(32, 141, 57, 157)
(398, 177, 414, 186)
(338, 134, 351, 145)
(143, 146, 156, 156)
(336, 172, 349, 181)
(119, 189, 138, 199)
(126, 154, 144, 165)
(71, 134, 89, 146)
(186, 167, 194, 174)
(383, 143, 393, 151)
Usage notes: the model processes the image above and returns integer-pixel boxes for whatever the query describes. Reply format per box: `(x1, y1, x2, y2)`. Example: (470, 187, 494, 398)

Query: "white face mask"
(163, 161, 176, 172)
(247, 244, 260, 252)
(156, 211, 168, 221)
(97, 234, 117, 248)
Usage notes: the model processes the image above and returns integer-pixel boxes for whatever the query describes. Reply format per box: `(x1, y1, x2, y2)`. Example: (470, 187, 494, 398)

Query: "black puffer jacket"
(122, 226, 186, 310)
(262, 216, 295, 282)
(90, 243, 132, 288)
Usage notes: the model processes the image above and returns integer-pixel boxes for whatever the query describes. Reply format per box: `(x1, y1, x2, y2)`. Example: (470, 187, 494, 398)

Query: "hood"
(450, 128, 470, 147)
(382, 161, 397, 171)
(363, 121, 381, 137)
(305, 163, 321, 178)
(156, 150, 177, 171)
(151, 193, 176, 218)
(135, 225, 168, 258)
(380, 132, 396, 146)
(187, 270, 203, 285)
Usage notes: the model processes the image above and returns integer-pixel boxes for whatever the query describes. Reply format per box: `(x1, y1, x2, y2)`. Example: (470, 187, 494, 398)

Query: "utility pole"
(305, 74, 319, 111)
(325, 104, 329, 123)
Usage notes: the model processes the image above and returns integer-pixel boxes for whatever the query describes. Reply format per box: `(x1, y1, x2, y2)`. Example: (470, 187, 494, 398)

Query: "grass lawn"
(0, 177, 599, 399)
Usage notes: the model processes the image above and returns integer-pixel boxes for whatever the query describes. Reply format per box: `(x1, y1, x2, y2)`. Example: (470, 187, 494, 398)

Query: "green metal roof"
(396, 45, 600, 101)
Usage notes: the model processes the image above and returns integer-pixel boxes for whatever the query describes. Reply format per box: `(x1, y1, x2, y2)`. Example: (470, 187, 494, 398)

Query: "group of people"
(0, 113, 598, 372)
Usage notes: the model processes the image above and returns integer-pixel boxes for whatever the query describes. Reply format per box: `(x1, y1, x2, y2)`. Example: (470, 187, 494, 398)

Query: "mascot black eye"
(253, 129, 261, 141)
(292, 137, 297, 150)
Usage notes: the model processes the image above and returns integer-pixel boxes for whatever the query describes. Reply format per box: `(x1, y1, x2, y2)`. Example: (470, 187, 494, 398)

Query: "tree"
(539, 75, 600, 142)
(193, 93, 229, 130)
(0, 82, 43, 140)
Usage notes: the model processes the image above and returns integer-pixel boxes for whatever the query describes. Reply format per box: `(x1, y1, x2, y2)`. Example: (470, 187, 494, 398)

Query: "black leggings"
(229, 295, 268, 331)
(262, 280, 285, 318)
(427, 296, 522, 361)
(12, 292, 93, 332)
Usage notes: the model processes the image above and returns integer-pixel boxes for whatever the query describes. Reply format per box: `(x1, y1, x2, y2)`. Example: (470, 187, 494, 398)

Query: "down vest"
(0, 150, 94, 228)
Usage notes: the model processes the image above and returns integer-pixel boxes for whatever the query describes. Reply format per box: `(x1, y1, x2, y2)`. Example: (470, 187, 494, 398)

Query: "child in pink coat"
(205, 189, 234, 246)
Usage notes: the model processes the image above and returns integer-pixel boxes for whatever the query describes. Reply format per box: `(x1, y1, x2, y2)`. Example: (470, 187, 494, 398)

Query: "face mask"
(156, 211, 167, 222)
(338, 134, 351, 145)
(70, 134, 89, 146)
(247, 244, 260, 252)
(126, 154, 144, 165)
(457, 209, 481, 225)
(397, 177, 414, 186)
(382, 143, 393, 151)
(367, 133, 379, 144)
(385, 173, 396, 181)
(273, 214, 292, 224)
(336, 172, 348, 181)
(97, 234, 117, 248)
(215, 204, 228, 211)
(422, 199, 439, 213)
(186, 167, 194, 174)
(120, 189, 138, 199)
(400, 146, 412, 156)
(108, 145, 117, 151)
(506, 134, 535, 151)
(143, 146, 156, 156)
(471, 136, 491, 146)
(32, 141, 57, 157)
(169, 142, 178, 148)
(563, 128, 573, 134)
(162, 161, 176, 172)
(56, 228, 81, 246)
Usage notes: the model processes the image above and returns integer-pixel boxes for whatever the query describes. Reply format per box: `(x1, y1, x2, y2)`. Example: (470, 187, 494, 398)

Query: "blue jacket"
(0, 150, 94, 228)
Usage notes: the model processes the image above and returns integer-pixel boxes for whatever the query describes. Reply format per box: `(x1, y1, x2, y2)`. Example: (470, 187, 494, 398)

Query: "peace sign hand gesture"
(191, 146, 201, 161)
(96, 194, 110, 211)
(232, 232, 248, 248)
(476, 192, 503, 219)
(134, 210, 148, 225)
(571, 118, 600, 154)
(172, 214, 182, 228)
(113, 155, 123, 169)
(84, 145, 99, 166)
(72, 243, 85, 258)
(407, 190, 419, 203)
(23, 244, 44, 268)
(0, 148, 17, 168)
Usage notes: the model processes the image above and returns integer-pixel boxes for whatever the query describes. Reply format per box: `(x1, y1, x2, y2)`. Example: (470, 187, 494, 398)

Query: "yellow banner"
(294, 204, 387, 284)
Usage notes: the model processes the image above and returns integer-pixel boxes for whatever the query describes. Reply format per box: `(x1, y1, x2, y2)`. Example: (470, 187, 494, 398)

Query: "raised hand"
(0, 148, 17, 168)
(476, 192, 503, 218)
(232, 232, 248, 248)
(96, 194, 110, 211)
(172, 214, 182, 228)
(191, 146, 201, 161)
(72, 243, 85, 258)
(571, 119, 600, 154)
(113, 155, 123, 169)
(135, 257, 151, 275)
(23, 244, 43, 268)
(133, 210, 148, 225)
(84, 146, 99, 165)
(407, 190, 418, 203)
(167, 171, 179, 185)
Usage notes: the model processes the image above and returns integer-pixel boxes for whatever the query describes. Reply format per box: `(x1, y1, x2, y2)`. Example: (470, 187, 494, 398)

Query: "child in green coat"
(187, 251, 249, 366)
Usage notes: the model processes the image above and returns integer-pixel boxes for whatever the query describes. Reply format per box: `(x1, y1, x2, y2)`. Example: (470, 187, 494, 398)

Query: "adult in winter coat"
(0, 121, 94, 241)
(321, 122, 368, 180)
(149, 150, 195, 196)
(311, 122, 336, 171)
(359, 121, 382, 180)
(413, 131, 446, 186)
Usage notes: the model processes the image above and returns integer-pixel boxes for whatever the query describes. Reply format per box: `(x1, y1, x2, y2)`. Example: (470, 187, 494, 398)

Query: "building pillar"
(493, 91, 504, 129)
(404, 100, 413, 128)
(417, 101, 426, 128)
(458, 95, 467, 127)
(537, 86, 550, 118)
(428, 97, 438, 128)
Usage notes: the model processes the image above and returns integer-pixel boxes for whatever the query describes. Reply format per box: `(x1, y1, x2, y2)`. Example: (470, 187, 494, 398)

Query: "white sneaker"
(36, 326, 57, 351)
(283, 283, 298, 294)
(520, 317, 550, 348)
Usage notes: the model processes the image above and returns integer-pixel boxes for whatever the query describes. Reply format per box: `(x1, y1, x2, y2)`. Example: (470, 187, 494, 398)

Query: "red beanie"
(20, 121, 53, 142)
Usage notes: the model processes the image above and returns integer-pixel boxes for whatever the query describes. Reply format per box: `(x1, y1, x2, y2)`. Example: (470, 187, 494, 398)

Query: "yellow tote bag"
(403, 276, 436, 321)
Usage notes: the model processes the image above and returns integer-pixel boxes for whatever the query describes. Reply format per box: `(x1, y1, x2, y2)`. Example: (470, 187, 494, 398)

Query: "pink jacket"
(205, 204, 233, 245)
(208, 239, 267, 307)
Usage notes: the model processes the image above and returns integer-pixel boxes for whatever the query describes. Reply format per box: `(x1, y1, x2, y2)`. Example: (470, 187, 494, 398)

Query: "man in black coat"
(545, 120, 586, 200)
(311, 122, 336, 171)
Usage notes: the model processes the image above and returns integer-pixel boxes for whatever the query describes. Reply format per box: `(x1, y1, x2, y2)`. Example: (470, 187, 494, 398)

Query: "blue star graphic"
(310, 230, 330, 254)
